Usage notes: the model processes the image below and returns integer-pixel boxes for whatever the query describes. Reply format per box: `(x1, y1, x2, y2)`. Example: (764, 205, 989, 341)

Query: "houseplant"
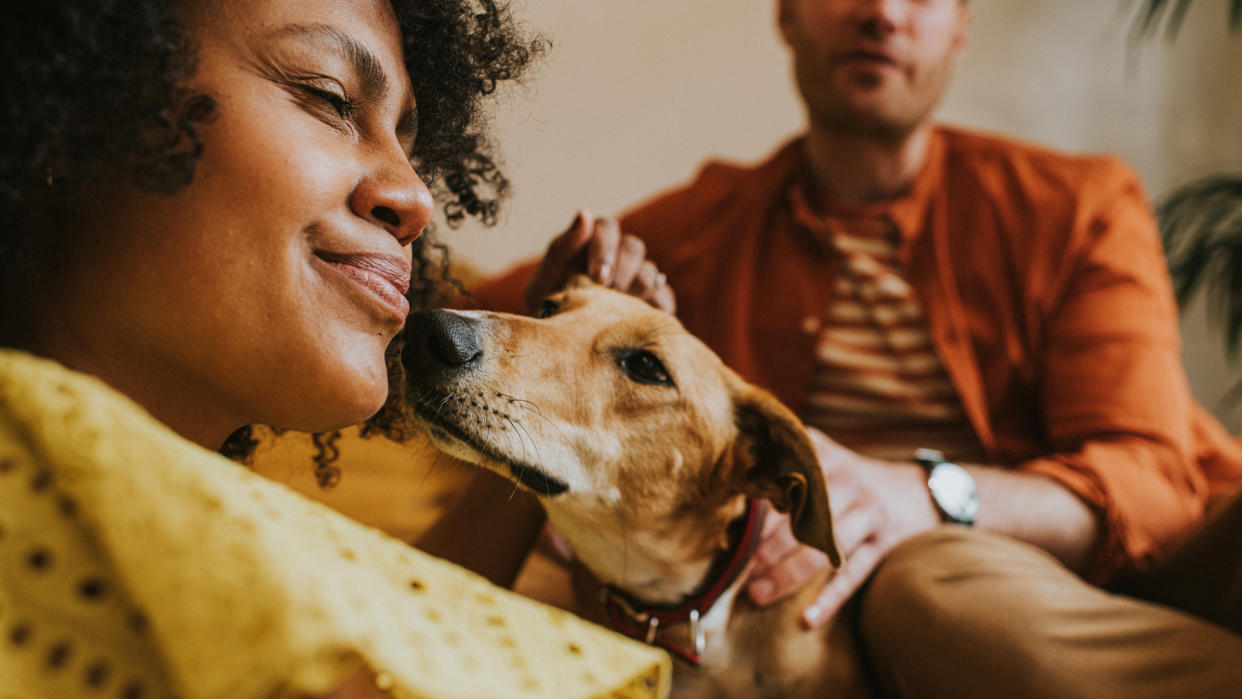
(1131, 0, 1242, 411)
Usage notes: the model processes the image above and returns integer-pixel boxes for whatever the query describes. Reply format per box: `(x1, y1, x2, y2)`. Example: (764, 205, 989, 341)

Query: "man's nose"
(854, 0, 903, 36)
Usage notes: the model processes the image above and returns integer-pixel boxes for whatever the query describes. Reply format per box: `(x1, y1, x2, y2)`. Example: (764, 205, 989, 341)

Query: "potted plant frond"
(1130, 0, 1242, 408)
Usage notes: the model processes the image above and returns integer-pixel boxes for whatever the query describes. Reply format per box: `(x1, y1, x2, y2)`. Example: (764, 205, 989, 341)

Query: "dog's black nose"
(403, 309, 483, 369)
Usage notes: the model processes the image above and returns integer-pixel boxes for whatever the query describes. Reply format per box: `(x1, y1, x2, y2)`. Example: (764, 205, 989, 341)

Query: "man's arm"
(747, 431, 1099, 627)
(751, 161, 1207, 626)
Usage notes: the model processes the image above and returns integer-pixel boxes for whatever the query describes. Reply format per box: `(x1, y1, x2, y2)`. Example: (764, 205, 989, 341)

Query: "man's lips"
(315, 251, 411, 320)
(835, 49, 900, 69)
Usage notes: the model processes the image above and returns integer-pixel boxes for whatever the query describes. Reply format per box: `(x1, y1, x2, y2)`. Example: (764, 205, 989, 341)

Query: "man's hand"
(746, 428, 940, 628)
(524, 209, 676, 314)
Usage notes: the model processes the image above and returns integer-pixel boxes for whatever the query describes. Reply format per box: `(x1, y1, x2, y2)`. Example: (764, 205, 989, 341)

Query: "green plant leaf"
(1157, 175, 1242, 357)
(1129, 0, 1242, 39)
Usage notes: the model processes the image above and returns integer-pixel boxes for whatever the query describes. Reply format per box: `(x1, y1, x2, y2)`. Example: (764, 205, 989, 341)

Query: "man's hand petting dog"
(747, 428, 942, 628)
(524, 209, 676, 314)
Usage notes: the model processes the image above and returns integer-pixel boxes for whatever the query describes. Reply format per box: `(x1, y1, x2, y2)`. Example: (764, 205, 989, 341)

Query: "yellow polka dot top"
(0, 350, 670, 699)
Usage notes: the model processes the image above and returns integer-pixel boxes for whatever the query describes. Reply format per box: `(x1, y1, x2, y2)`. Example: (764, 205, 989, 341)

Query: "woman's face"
(41, 0, 433, 446)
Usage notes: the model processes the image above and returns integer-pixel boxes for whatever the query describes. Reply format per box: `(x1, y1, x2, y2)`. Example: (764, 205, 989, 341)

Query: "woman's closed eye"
(290, 77, 358, 131)
(304, 84, 355, 118)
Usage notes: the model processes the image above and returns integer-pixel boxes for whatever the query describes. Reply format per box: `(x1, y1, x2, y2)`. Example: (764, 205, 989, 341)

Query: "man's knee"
(857, 528, 1088, 698)
(859, 527, 993, 653)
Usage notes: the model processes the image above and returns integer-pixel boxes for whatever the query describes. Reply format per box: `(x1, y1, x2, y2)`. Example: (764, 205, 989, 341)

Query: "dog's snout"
(404, 309, 483, 369)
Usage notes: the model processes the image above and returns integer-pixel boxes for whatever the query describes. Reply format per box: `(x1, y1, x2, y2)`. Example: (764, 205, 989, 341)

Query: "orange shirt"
(475, 127, 1242, 582)
(790, 185, 984, 462)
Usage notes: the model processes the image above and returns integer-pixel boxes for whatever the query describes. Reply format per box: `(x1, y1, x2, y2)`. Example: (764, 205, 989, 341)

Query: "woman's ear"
(731, 382, 841, 566)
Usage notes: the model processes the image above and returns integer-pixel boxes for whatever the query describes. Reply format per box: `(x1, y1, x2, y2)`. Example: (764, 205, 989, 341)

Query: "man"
(471, 0, 1242, 694)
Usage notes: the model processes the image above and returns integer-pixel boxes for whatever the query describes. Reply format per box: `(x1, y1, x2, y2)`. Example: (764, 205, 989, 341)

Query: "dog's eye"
(619, 350, 674, 387)
(537, 299, 560, 319)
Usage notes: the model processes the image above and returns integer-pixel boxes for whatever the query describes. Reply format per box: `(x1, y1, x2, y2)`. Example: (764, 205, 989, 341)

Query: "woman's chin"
(322, 371, 391, 428)
(260, 355, 391, 434)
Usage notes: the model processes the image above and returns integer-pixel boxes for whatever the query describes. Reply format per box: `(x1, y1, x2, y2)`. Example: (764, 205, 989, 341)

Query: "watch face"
(927, 461, 980, 524)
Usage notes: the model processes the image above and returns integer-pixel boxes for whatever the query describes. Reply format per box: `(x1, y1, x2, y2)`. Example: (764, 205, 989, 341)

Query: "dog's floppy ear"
(731, 383, 841, 566)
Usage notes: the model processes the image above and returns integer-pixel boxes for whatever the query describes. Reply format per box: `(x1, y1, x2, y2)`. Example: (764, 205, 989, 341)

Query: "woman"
(0, 1, 668, 697)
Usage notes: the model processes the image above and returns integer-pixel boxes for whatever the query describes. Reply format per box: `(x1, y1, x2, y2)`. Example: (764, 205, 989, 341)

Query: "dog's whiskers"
(502, 415, 533, 463)
(501, 393, 574, 450)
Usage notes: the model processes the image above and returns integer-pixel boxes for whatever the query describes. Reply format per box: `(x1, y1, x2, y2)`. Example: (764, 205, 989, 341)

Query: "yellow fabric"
(251, 427, 471, 546)
(0, 350, 671, 699)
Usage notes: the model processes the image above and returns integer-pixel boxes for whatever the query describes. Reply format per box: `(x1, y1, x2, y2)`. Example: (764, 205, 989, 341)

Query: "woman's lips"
(315, 252, 411, 320)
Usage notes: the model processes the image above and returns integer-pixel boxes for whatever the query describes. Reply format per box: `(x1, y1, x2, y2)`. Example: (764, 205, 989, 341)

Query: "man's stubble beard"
(796, 59, 955, 142)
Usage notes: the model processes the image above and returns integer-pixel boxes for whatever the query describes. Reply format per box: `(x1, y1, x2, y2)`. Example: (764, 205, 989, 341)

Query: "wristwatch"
(913, 448, 979, 526)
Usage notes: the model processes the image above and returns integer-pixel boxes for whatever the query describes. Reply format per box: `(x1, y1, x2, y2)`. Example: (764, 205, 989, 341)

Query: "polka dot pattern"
(0, 349, 671, 698)
(0, 419, 174, 698)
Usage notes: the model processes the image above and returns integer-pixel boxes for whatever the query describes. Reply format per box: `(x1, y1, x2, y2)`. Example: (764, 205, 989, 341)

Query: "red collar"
(601, 498, 767, 666)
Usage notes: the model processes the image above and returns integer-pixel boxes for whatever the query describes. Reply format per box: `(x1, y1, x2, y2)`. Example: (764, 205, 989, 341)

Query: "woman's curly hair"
(0, 0, 543, 482)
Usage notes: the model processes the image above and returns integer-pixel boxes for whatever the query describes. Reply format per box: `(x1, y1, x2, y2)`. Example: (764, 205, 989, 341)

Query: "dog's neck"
(543, 492, 751, 606)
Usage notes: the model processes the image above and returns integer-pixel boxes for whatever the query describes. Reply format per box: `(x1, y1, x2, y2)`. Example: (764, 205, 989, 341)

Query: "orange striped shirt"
(791, 185, 983, 462)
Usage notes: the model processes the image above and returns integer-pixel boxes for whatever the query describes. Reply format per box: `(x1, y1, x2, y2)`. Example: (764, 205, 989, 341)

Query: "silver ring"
(653, 272, 667, 290)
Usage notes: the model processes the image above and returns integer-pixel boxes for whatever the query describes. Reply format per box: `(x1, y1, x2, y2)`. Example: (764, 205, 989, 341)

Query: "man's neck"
(802, 123, 934, 208)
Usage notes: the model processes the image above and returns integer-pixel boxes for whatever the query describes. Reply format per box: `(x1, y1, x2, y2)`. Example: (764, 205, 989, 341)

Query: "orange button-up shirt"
(475, 127, 1242, 582)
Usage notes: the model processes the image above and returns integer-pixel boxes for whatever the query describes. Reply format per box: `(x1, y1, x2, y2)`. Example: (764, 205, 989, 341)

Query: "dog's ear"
(731, 383, 841, 566)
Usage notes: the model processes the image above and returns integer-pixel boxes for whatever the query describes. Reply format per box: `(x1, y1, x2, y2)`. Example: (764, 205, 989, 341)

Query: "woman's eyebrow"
(268, 23, 394, 103)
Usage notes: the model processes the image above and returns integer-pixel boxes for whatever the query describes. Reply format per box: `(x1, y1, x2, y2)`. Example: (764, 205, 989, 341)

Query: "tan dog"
(402, 276, 863, 698)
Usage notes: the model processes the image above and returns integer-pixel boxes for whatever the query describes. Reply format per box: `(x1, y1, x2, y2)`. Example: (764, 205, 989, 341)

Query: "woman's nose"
(351, 149, 434, 247)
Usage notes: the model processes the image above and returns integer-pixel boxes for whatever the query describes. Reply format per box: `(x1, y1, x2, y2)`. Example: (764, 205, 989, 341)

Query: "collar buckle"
(599, 498, 767, 666)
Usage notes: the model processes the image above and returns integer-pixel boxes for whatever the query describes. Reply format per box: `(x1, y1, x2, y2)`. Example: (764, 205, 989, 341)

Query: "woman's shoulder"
(0, 350, 670, 699)
(0, 350, 176, 697)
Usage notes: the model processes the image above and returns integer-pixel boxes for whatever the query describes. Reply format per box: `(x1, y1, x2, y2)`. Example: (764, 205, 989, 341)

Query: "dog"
(402, 275, 865, 698)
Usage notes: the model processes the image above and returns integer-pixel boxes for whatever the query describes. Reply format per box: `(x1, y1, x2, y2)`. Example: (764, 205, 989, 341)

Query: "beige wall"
(443, 0, 1242, 430)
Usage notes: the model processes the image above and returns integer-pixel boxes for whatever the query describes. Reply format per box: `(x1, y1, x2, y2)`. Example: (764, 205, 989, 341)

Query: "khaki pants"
(858, 495, 1242, 699)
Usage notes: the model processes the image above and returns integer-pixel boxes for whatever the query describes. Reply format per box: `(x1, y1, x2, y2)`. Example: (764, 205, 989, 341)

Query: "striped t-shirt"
(790, 186, 982, 463)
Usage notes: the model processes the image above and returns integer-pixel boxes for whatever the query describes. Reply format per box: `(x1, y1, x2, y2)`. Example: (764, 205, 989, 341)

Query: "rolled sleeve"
(1027, 164, 1209, 582)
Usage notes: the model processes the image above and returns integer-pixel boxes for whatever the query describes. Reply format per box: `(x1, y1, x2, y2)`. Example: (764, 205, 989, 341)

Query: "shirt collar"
(789, 127, 946, 247)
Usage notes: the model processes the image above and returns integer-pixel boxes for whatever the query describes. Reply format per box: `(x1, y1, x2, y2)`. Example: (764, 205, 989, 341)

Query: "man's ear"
(776, 0, 796, 45)
(731, 382, 841, 566)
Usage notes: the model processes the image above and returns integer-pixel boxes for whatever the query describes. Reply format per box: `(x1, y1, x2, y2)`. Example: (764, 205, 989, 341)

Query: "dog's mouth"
(411, 403, 570, 497)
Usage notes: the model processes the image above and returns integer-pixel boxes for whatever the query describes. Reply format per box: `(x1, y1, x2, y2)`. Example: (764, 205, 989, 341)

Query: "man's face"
(779, 0, 970, 137)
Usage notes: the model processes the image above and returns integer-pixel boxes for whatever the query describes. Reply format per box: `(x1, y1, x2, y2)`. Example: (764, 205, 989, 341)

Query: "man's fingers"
(751, 516, 801, 572)
(829, 503, 879, 559)
(801, 544, 882, 629)
(528, 212, 677, 314)
(746, 507, 798, 597)
(526, 210, 595, 311)
(748, 546, 831, 606)
(807, 427, 848, 464)
(650, 283, 676, 314)
(587, 217, 621, 285)
(760, 507, 793, 537)
(544, 209, 594, 267)
(609, 234, 647, 291)
(627, 260, 675, 312)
